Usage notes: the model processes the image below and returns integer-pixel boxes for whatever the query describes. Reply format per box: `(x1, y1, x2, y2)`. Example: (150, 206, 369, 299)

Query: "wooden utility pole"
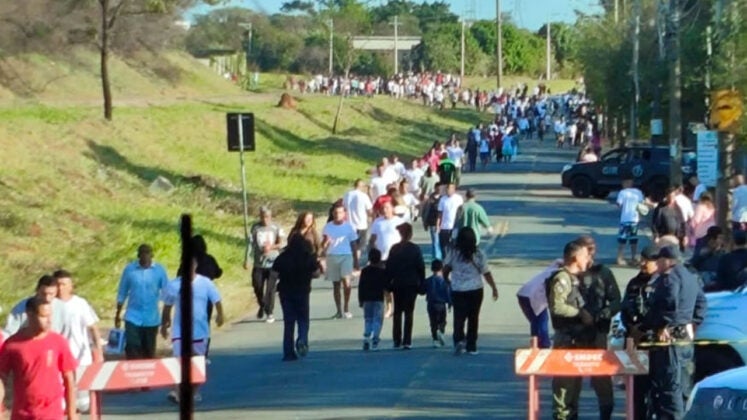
(496, 0, 502, 88)
(615, 0, 619, 24)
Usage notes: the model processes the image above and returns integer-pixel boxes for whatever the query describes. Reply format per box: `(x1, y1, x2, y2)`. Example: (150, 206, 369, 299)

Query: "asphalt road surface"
(95, 138, 648, 419)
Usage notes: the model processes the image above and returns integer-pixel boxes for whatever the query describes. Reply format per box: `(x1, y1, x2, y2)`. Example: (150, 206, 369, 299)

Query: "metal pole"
(460, 19, 466, 79)
(393, 15, 399, 75)
(328, 19, 334, 76)
(668, 0, 683, 186)
(179, 214, 194, 419)
(237, 116, 250, 242)
(496, 0, 502, 88)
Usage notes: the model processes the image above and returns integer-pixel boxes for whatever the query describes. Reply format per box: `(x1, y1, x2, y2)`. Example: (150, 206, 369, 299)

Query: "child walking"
(425, 259, 452, 347)
(358, 248, 388, 351)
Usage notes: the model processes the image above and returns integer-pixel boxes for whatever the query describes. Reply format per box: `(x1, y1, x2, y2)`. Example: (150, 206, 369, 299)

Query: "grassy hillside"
(0, 94, 488, 322)
(0, 49, 576, 323)
(0, 48, 242, 103)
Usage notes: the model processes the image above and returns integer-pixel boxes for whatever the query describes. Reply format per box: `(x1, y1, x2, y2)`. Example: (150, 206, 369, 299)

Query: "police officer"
(547, 240, 594, 420)
(575, 235, 621, 420)
(620, 246, 659, 420)
(639, 245, 704, 420)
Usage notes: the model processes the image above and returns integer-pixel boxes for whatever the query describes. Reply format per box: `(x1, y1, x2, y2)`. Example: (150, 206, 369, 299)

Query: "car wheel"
(571, 176, 593, 198)
(694, 345, 743, 383)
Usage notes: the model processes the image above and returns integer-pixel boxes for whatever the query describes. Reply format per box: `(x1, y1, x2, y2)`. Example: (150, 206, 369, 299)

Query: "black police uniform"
(579, 264, 621, 420)
(639, 261, 700, 420)
(546, 268, 594, 420)
(620, 270, 653, 420)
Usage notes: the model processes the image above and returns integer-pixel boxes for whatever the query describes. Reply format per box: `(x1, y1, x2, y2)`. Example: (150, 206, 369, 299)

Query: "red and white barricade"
(77, 356, 206, 419)
(515, 338, 648, 420)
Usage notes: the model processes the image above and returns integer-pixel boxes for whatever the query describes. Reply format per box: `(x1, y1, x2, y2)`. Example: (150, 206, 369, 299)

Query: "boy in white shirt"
(54, 270, 104, 413)
(616, 177, 645, 265)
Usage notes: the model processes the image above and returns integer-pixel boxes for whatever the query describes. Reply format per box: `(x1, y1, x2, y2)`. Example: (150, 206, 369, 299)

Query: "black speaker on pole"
(226, 113, 256, 152)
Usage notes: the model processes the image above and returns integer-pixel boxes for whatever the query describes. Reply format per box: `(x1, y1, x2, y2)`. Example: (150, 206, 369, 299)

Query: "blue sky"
(187, 0, 603, 31)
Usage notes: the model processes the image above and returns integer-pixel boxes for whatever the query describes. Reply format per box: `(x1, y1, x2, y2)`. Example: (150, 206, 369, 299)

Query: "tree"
(537, 22, 578, 71)
(86, 0, 219, 121)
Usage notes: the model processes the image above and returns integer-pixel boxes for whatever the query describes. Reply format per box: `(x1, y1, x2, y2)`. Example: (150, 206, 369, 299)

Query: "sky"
(187, 0, 603, 31)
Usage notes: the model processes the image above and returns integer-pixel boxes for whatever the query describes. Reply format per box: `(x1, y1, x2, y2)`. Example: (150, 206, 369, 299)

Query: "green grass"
(0, 93, 495, 322)
(0, 47, 577, 322)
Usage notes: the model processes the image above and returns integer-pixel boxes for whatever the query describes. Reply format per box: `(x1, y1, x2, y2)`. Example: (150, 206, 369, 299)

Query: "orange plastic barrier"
(77, 356, 206, 420)
(514, 338, 648, 420)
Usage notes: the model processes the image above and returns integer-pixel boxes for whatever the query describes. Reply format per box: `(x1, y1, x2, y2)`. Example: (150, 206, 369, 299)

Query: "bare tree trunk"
(100, 0, 113, 121)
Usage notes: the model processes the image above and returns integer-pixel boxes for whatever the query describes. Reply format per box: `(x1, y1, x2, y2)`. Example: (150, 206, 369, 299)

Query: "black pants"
(124, 322, 158, 360)
(392, 288, 418, 347)
(427, 302, 447, 340)
(649, 345, 685, 420)
(451, 288, 483, 352)
(585, 333, 614, 419)
(438, 229, 453, 261)
(552, 334, 582, 420)
(252, 267, 277, 316)
(633, 372, 651, 420)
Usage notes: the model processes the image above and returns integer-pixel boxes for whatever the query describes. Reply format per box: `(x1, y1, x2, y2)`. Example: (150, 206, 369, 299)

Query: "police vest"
(546, 270, 586, 333)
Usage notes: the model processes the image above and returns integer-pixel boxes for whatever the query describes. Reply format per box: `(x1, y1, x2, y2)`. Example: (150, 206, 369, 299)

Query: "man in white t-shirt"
(54, 270, 103, 413)
(437, 183, 465, 259)
(369, 201, 405, 319)
(343, 179, 373, 260)
(404, 160, 424, 196)
(732, 174, 747, 232)
(446, 140, 465, 186)
(322, 204, 359, 319)
(370, 164, 390, 201)
(161, 263, 224, 403)
(616, 178, 645, 265)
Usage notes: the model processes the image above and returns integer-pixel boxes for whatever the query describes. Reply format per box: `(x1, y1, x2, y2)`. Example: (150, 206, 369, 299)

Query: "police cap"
(640, 245, 659, 261)
(655, 245, 681, 261)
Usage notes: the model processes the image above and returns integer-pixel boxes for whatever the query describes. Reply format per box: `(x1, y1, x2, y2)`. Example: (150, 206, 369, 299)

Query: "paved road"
(95, 138, 652, 419)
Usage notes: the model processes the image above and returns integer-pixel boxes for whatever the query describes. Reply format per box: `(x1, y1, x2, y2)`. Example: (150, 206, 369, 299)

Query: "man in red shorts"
(0, 298, 79, 420)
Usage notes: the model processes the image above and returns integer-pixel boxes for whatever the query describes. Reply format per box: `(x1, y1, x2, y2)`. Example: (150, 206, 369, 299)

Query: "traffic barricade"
(515, 338, 648, 420)
(77, 356, 207, 419)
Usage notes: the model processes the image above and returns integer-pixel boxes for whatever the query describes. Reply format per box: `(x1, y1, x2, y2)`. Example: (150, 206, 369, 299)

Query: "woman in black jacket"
(272, 234, 321, 361)
(385, 223, 425, 349)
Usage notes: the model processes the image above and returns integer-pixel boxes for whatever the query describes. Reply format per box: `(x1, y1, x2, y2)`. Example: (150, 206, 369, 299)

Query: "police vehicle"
(609, 287, 747, 383)
(560, 145, 697, 199)
(686, 366, 747, 419)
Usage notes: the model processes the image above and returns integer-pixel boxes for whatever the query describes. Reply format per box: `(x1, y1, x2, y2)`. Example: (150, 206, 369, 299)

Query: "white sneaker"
(437, 331, 445, 346)
(433, 340, 440, 348)
(265, 315, 276, 324)
(167, 390, 179, 404)
(343, 312, 353, 319)
(193, 392, 202, 403)
(454, 341, 466, 356)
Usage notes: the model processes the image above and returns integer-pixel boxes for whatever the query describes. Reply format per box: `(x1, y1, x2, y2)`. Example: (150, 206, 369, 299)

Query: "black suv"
(561, 145, 697, 199)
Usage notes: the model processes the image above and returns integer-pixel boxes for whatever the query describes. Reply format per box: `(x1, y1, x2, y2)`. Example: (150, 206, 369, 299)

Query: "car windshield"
(601, 150, 628, 163)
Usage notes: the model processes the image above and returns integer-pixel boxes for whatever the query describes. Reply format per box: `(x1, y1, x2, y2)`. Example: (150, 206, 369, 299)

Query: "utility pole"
(460, 18, 466, 79)
(328, 19, 334, 76)
(668, 0, 683, 186)
(393, 15, 399, 75)
(496, 0, 502, 88)
(631, 0, 640, 140)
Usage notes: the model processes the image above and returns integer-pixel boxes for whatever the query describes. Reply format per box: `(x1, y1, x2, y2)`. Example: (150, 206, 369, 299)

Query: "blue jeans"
(279, 291, 310, 358)
(362, 301, 384, 342)
(517, 296, 551, 348)
(428, 226, 442, 261)
(649, 344, 685, 420)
